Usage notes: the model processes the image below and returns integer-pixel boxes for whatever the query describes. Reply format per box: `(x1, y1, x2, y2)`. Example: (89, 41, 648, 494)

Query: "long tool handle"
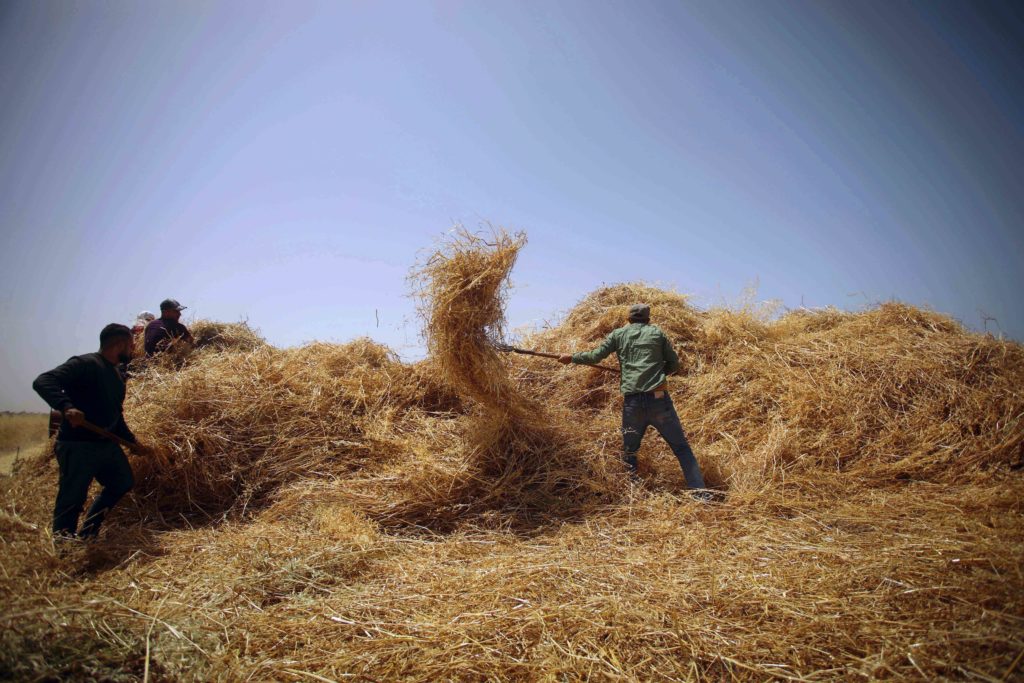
(506, 346, 619, 374)
(80, 419, 135, 448)
(514, 348, 561, 360)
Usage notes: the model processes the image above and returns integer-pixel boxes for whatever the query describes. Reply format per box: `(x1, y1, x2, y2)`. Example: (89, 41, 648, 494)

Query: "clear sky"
(1, 0, 1022, 411)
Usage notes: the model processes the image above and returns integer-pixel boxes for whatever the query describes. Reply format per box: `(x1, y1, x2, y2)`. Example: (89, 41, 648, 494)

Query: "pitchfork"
(493, 343, 619, 374)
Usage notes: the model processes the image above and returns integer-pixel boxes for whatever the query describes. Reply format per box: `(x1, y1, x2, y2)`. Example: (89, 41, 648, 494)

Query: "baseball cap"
(160, 298, 187, 312)
(628, 303, 650, 322)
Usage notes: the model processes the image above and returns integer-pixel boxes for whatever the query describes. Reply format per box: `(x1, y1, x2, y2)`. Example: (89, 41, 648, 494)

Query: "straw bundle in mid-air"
(411, 228, 527, 414)
(409, 227, 615, 516)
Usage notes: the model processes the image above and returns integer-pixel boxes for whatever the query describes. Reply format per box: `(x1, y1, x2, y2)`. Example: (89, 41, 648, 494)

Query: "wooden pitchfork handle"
(79, 419, 136, 449)
(498, 345, 619, 374)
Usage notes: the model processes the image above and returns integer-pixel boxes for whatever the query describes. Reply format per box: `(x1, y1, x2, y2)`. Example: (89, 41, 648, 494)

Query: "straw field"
(0, 412, 48, 453)
(0, 412, 49, 474)
(1, 229, 1022, 681)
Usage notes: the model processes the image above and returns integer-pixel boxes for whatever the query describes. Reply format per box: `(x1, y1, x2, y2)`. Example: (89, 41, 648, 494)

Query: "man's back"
(564, 306, 707, 491)
(32, 352, 133, 442)
(574, 322, 680, 394)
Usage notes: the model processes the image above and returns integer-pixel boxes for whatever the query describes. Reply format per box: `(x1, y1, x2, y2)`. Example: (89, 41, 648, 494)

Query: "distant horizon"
(171, 278, 1022, 344)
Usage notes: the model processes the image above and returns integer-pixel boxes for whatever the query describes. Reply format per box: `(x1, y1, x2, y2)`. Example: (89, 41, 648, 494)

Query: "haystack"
(1, 227, 1022, 681)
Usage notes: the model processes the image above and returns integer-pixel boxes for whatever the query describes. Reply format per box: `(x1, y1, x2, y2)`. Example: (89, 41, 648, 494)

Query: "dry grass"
(1, 227, 1022, 681)
(0, 413, 49, 475)
(0, 412, 49, 453)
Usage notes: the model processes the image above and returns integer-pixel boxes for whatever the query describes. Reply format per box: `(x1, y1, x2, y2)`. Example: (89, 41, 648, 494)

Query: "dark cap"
(628, 303, 650, 322)
(160, 298, 187, 312)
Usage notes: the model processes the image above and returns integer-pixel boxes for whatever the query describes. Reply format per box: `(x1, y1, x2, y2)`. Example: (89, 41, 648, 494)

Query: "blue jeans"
(622, 391, 706, 489)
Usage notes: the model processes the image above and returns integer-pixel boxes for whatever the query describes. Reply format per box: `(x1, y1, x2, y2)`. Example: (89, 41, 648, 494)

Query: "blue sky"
(1, 0, 1022, 410)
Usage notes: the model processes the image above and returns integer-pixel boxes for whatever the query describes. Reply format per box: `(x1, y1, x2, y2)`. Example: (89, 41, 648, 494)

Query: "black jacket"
(32, 352, 137, 444)
(144, 317, 193, 356)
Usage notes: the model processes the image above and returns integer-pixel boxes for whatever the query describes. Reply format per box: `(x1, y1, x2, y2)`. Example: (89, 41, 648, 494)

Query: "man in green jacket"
(560, 304, 707, 492)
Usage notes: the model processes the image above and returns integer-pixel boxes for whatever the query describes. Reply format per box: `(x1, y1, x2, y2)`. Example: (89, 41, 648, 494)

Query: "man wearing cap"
(33, 323, 152, 541)
(144, 299, 194, 356)
(559, 304, 708, 494)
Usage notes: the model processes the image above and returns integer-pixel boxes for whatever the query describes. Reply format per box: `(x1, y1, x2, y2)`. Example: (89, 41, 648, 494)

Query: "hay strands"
(493, 342, 619, 374)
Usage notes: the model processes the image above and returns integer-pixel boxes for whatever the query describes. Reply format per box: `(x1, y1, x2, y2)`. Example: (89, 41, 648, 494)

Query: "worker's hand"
(129, 442, 153, 457)
(63, 408, 86, 428)
(558, 354, 573, 365)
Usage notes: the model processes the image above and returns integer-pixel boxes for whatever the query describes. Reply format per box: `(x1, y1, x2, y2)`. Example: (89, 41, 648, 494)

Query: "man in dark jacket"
(144, 298, 194, 356)
(560, 304, 708, 494)
(33, 324, 150, 540)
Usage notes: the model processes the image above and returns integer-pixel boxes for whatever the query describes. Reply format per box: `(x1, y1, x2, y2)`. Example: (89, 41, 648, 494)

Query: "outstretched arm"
(570, 330, 619, 365)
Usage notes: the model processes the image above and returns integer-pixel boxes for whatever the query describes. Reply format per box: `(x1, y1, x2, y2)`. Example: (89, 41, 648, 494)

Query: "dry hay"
(412, 228, 526, 413)
(1, 227, 1023, 681)
(187, 320, 266, 352)
(125, 336, 459, 523)
(520, 285, 1023, 492)
(408, 227, 615, 519)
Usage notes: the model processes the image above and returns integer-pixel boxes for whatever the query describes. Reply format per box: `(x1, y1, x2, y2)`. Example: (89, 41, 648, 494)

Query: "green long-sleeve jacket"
(572, 322, 680, 395)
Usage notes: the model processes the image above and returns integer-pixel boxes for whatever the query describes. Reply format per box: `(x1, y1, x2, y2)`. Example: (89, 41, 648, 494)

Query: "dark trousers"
(622, 391, 706, 489)
(53, 441, 134, 538)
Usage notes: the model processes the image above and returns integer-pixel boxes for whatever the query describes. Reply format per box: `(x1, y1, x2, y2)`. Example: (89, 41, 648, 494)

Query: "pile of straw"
(521, 286, 1023, 490)
(412, 228, 526, 412)
(408, 228, 615, 520)
(1, 228, 1022, 681)
(125, 335, 459, 521)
